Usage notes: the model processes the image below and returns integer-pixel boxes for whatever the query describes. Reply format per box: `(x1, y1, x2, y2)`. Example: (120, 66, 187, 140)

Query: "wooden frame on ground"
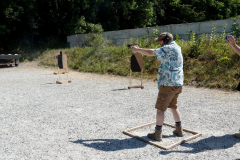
(123, 122, 202, 150)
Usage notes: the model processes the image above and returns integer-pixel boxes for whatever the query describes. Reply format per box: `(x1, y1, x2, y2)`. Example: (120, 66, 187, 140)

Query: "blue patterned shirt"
(153, 41, 184, 89)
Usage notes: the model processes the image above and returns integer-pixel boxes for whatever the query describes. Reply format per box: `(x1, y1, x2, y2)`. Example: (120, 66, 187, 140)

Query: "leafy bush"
(37, 23, 240, 91)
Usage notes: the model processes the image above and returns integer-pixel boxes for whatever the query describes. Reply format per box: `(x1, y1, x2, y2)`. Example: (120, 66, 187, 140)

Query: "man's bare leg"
(147, 109, 164, 141)
(171, 108, 183, 136)
(156, 109, 164, 126)
(170, 108, 181, 122)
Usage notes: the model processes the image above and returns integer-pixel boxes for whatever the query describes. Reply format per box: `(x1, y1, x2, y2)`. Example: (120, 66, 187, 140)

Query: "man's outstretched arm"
(131, 45, 155, 56)
(226, 35, 240, 56)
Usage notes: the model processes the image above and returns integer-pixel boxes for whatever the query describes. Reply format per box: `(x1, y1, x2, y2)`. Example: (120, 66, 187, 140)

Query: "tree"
(1, 0, 240, 50)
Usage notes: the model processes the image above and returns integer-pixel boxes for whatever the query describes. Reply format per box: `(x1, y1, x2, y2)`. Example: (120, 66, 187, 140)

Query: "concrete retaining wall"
(67, 18, 240, 48)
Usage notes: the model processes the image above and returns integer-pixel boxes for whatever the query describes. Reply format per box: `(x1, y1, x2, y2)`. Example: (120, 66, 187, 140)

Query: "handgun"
(127, 44, 137, 48)
(225, 34, 234, 40)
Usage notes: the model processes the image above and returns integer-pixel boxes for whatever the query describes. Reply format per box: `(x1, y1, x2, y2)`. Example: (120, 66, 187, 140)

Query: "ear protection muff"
(162, 32, 170, 44)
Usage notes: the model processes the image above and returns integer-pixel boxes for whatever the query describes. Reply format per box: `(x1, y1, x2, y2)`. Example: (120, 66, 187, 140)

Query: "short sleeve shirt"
(153, 41, 184, 89)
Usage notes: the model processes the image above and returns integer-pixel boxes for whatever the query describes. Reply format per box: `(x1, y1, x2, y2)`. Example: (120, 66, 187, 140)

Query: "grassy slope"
(37, 34, 240, 91)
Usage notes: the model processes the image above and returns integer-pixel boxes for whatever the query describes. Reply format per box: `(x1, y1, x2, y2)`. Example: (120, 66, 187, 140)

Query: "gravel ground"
(0, 62, 240, 160)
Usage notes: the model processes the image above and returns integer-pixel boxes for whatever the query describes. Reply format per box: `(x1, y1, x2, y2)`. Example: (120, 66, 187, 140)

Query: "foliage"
(152, 29, 160, 38)
(74, 16, 103, 34)
(2, 0, 240, 91)
(38, 23, 240, 91)
(231, 22, 240, 37)
(1, 0, 240, 51)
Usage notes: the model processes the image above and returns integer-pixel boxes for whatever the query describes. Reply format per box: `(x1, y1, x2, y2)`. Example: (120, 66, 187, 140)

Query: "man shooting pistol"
(130, 32, 184, 141)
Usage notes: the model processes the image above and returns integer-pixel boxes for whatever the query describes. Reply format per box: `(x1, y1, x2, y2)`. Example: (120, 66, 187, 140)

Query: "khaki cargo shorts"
(155, 86, 182, 111)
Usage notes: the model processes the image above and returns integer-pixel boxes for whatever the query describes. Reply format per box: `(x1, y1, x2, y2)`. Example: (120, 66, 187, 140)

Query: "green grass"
(30, 32, 240, 91)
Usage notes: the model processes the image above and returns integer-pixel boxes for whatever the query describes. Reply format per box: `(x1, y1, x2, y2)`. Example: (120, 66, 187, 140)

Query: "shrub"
(38, 22, 240, 91)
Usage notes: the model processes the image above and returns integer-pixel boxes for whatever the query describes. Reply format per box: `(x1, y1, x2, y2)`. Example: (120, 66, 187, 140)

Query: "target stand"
(128, 53, 144, 89)
(123, 122, 201, 150)
(53, 51, 68, 75)
(55, 51, 72, 84)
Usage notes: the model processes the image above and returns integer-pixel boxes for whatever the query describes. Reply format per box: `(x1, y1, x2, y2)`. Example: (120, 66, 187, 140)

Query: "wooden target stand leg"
(123, 122, 201, 150)
(56, 68, 72, 84)
(54, 68, 68, 75)
(53, 56, 58, 75)
(128, 69, 144, 89)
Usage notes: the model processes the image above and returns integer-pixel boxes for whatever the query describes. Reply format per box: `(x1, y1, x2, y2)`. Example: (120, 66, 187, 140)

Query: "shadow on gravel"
(162, 135, 175, 138)
(71, 138, 147, 151)
(111, 88, 128, 91)
(159, 134, 239, 155)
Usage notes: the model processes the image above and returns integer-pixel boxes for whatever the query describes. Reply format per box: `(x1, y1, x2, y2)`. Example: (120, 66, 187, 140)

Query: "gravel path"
(0, 63, 240, 160)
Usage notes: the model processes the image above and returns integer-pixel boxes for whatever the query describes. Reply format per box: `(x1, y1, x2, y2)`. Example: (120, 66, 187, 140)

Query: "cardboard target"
(237, 82, 240, 91)
(134, 53, 143, 70)
(57, 52, 63, 69)
(56, 51, 67, 69)
(131, 53, 143, 72)
(62, 52, 67, 69)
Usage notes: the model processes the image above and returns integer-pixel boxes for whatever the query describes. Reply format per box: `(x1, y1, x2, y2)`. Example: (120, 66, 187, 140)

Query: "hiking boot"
(147, 129, 162, 141)
(173, 126, 184, 137)
(234, 132, 240, 139)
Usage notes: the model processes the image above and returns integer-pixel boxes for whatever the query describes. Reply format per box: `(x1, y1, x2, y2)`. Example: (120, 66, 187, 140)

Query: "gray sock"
(155, 125, 162, 130)
(175, 121, 181, 127)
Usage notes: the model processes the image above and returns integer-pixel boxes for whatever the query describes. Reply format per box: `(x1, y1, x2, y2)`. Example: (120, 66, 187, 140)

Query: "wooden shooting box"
(123, 122, 201, 150)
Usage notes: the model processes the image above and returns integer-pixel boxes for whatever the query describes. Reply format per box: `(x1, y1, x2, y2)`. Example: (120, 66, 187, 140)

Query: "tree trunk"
(55, 0, 61, 34)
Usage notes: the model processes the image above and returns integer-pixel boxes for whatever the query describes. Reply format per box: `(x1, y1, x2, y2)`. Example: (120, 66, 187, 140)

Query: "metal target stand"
(128, 53, 144, 89)
(55, 51, 72, 84)
(123, 122, 201, 150)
